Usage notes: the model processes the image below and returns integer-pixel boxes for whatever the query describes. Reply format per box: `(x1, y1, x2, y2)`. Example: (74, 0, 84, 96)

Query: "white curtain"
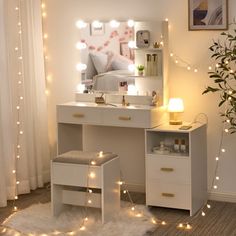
(0, 0, 50, 207)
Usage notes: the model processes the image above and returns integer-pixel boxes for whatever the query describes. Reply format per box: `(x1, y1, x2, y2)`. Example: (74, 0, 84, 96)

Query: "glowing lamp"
(167, 98, 184, 125)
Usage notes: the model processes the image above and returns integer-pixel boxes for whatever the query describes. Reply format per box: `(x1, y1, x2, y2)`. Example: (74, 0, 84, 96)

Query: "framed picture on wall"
(90, 22, 105, 36)
(188, 0, 228, 30)
(120, 42, 134, 60)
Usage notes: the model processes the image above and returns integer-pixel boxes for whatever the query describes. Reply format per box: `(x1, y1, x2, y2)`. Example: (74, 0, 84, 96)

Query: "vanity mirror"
(76, 20, 169, 105)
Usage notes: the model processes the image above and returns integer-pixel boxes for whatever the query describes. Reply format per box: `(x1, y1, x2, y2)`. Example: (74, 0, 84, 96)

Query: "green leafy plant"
(203, 30, 236, 133)
(137, 64, 145, 71)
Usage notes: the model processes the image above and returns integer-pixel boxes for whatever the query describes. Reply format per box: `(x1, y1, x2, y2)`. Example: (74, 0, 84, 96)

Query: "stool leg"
(102, 157, 120, 223)
(51, 184, 64, 216)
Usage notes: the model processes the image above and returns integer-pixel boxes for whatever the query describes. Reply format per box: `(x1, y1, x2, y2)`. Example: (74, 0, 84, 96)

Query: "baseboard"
(208, 191, 236, 203)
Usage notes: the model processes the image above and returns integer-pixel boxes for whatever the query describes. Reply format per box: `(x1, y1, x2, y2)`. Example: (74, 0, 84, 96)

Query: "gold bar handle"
(118, 116, 131, 121)
(162, 193, 175, 198)
(73, 113, 85, 118)
(160, 167, 174, 172)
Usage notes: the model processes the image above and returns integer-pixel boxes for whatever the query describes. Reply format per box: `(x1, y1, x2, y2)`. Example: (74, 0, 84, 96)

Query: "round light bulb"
(214, 185, 218, 189)
(127, 19, 135, 27)
(88, 199, 92, 204)
(161, 221, 166, 225)
(216, 176, 220, 180)
(76, 42, 87, 50)
(110, 20, 120, 28)
(92, 20, 102, 29)
(128, 41, 136, 49)
(128, 64, 135, 72)
(76, 63, 87, 71)
(201, 211, 205, 216)
(89, 172, 95, 179)
(221, 148, 226, 153)
(75, 20, 87, 29)
(178, 223, 183, 228)
(187, 66, 191, 70)
(91, 161, 96, 165)
(215, 157, 219, 161)
(207, 204, 211, 208)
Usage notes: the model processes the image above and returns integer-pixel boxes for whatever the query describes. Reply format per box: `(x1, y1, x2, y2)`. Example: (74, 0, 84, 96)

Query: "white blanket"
(93, 70, 135, 92)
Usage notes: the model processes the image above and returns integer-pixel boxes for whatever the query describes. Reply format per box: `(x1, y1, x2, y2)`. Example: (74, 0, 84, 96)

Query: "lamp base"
(169, 112, 183, 125)
(169, 120, 182, 125)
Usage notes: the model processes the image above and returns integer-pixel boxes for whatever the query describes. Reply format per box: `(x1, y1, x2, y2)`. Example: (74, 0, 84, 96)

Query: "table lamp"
(167, 98, 184, 125)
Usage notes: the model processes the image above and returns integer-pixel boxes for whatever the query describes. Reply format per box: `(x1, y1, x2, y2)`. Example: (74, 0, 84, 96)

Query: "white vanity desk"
(57, 97, 166, 192)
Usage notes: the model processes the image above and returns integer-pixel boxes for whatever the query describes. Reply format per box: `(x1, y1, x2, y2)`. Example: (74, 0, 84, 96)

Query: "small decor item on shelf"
(153, 42, 161, 48)
(173, 139, 180, 152)
(137, 64, 145, 76)
(180, 139, 186, 153)
(151, 90, 158, 106)
(152, 54, 158, 76)
(153, 141, 170, 154)
(136, 30, 150, 48)
(146, 54, 152, 76)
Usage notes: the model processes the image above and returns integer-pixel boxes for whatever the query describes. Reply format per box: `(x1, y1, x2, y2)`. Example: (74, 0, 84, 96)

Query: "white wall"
(46, 0, 236, 200)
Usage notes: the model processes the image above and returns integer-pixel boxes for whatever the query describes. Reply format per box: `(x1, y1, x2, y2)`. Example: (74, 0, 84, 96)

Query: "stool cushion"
(53, 150, 118, 166)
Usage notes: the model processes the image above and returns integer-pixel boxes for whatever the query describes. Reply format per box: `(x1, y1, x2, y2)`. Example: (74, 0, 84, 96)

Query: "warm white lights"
(127, 64, 135, 73)
(186, 224, 192, 230)
(214, 185, 218, 189)
(161, 221, 166, 225)
(99, 151, 103, 158)
(216, 176, 220, 180)
(216, 157, 219, 161)
(201, 211, 205, 216)
(79, 226, 86, 231)
(221, 148, 226, 153)
(88, 189, 93, 193)
(88, 199, 92, 204)
(128, 41, 136, 49)
(168, 98, 184, 125)
(76, 42, 87, 50)
(76, 63, 87, 71)
(110, 20, 120, 28)
(91, 161, 96, 165)
(127, 19, 135, 27)
(76, 20, 87, 29)
(89, 172, 96, 179)
(92, 20, 103, 29)
(168, 98, 184, 112)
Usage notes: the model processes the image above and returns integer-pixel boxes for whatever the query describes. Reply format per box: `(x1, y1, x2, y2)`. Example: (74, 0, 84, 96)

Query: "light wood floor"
(0, 187, 235, 236)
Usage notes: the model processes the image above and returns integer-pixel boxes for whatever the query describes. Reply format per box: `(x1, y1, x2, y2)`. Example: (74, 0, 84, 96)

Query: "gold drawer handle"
(161, 167, 174, 172)
(118, 116, 131, 121)
(73, 113, 85, 118)
(162, 193, 175, 198)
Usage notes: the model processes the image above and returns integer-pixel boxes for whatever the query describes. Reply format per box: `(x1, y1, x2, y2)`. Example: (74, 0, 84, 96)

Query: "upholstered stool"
(51, 150, 120, 223)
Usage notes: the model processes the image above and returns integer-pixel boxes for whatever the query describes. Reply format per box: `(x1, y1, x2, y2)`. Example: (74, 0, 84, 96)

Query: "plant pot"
(138, 71, 144, 76)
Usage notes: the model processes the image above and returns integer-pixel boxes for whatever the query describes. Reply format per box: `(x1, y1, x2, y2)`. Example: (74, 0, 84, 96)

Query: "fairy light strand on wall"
(41, 0, 50, 96)
(12, 0, 26, 212)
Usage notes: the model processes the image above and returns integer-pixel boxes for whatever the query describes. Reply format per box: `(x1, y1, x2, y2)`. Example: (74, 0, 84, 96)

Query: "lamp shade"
(167, 98, 184, 113)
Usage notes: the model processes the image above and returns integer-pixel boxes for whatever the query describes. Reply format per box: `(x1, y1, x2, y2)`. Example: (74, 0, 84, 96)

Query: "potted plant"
(137, 64, 145, 76)
(203, 30, 236, 133)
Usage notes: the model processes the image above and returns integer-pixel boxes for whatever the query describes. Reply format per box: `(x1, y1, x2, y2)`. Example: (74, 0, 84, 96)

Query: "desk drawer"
(51, 162, 101, 188)
(146, 181, 190, 210)
(146, 156, 190, 184)
(57, 105, 102, 125)
(103, 109, 150, 128)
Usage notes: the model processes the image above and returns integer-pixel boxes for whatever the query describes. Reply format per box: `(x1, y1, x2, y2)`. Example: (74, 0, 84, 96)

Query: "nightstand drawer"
(57, 105, 102, 125)
(146, 181, 190, 210)
(146, 156, 190, 184)
(103, 109, 151, 128)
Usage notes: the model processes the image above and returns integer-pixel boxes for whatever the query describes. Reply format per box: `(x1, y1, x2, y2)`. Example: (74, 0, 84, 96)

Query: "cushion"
(53, 150, 118, 166)
(110, 54, 133, 70)
(89, 52, 108, 74)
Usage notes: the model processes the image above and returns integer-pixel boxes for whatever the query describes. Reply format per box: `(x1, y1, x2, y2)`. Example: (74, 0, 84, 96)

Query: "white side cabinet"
(145, 123, 207, 216)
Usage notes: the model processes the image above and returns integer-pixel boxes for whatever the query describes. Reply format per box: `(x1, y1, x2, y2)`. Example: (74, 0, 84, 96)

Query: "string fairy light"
(11, 0, 27, 213)
(41, 0, 51, 96)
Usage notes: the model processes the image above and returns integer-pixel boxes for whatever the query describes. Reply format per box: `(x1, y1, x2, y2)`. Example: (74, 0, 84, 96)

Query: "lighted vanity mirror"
(76, 20, 168, 103)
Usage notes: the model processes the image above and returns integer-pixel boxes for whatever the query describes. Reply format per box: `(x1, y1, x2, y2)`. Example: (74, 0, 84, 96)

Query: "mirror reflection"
(77, 20, 166, 95)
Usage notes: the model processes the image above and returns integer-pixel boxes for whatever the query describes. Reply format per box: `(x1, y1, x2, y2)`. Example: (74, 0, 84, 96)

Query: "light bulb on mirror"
(76, 20, 87, 29)
(127, 19, 135, 27)
(110, 20, 120, 28)
(76, 63, 87, 72)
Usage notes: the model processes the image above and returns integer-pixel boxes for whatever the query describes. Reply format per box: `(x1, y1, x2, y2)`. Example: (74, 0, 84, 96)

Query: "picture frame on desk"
(188, 0, 228, 30)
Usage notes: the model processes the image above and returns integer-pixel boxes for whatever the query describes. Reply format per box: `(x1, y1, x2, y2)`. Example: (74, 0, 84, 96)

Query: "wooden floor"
(0, 187, 236, 236)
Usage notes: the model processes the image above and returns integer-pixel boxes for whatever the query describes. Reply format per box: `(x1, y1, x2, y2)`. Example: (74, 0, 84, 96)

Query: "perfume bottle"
(174, 139, 180, 152)
(146, 54, 152, 76)
(152, 54, 158, 76)
(180, 139, 186, 153)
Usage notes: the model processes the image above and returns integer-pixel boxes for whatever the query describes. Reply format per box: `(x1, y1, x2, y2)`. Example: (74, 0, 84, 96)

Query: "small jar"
(174, 139, 180, 152)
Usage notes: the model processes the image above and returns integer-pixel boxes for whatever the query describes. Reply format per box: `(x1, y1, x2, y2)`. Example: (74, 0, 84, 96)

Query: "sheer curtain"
(0, 0, 50, 207)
